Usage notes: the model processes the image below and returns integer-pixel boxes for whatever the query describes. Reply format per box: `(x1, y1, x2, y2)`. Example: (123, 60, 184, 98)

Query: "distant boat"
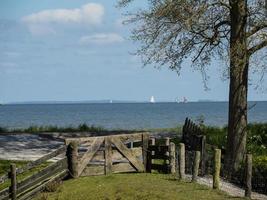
(150, 96, 155, 103)
(110, 100, 113, 103)
(175, 97, 188, 103)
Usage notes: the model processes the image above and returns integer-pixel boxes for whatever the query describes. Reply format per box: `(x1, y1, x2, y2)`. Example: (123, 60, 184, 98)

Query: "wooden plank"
(142, 133, 149, 172)
(16, 146, 66, 175)
(17, 158, 67, 192)
(65, 132, 147, 145)
(80, 165, 104, 176)
(104, 137, 112, 175)
(0, 188, 9, 200)
(111, 137, 144, 172)
(18, 170, 68, 200)
(112, 162, 136, 173)
(78, 138, 104, 176)
(18, 163, 65, 195)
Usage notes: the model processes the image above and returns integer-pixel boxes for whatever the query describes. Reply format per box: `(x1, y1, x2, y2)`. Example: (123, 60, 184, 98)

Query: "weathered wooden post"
(147, 137, 155, 173)
(142, 133, 149, 172)
(165, 137, 170, 166)
(67, 142, 79, 178)
(200, 136, 206, 176)
(192, 151, 201, 182)
(178, 143, 185, 179)
(245, 154, 252, 198)
(170, 142, 176, 174)
(105, 137, 112, 175)
(213, 149, 221, 189)
(10, 164, 17, 200)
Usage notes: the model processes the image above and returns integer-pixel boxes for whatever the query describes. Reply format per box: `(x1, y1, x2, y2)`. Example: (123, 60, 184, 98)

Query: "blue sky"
(0, 0, 266, 103)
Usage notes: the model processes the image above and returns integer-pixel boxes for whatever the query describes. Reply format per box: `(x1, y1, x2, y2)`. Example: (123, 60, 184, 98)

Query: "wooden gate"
(65, 133, 149, 177)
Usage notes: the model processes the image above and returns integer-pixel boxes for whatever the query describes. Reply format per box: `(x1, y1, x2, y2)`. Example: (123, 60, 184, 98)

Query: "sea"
(0, 101, 267, 130)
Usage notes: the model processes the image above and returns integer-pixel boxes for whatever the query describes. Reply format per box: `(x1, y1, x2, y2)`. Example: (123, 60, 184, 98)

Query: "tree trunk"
(226, 0, 249, 175)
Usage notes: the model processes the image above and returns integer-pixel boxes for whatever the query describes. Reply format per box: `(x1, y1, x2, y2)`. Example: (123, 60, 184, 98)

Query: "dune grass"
(36, 173, 245, 200)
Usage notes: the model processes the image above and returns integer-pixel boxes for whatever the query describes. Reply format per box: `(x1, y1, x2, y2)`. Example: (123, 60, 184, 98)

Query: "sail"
(150, 96, 155, 103)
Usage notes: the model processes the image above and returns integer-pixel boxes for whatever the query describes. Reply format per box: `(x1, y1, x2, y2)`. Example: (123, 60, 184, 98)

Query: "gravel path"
(185, 174, 267, 200)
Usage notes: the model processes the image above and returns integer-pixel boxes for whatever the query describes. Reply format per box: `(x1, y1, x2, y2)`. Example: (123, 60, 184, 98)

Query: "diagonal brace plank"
(78, 138, 104, 176)
(111, 137, 144, 172)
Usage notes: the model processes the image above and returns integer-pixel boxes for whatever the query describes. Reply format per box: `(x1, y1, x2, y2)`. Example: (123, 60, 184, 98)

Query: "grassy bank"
(35, 173, 244, 200)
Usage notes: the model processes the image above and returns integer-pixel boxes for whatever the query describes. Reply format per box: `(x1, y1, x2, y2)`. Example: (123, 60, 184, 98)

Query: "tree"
(119, 0, 267, 173)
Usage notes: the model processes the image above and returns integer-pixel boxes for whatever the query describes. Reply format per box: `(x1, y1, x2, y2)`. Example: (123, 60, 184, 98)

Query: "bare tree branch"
(247, 22, 267, 37)
(248, 39, 267, 56)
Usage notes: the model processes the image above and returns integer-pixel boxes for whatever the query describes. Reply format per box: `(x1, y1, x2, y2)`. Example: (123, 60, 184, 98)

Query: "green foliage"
(1, 124, 104, 133)
(202, 126, 227, 149)
(36, 173, 245, 200)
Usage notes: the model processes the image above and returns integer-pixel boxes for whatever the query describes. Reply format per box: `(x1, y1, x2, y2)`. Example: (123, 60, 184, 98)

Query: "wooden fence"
(65, 132, 149, 177)
(146, 137, 176, 174)
(0, 146, 68, 200)
(0, 129, 259, 199)
(182, 118, 206, 175)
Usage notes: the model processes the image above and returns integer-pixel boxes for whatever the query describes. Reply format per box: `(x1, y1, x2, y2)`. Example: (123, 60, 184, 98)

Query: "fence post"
(10, 164, 17, 200)
(245, 154, 252, 198)
(200, 136, 206, 176)
(192, 151, 201, 182)
(170, 142, 176, 174)
(142, 133, 149, 172)
(105, 137, 112, 175)
(178, 143, 185, 179)
(213, 149, 221, 189)
(165, 137, 170, 168)
(67, 142, 79, 178)
(147, 138, 155, 173)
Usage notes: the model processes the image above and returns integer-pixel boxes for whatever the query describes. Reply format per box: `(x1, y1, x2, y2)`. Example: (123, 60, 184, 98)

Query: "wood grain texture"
(105, 137, 112, 175)
(111, 137, 144, 172)
(78, 138, 104, 176)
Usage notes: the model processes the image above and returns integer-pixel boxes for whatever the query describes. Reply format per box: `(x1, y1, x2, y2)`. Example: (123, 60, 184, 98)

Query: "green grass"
(0, 160, 49, 190)
(36, 173, 245, 200)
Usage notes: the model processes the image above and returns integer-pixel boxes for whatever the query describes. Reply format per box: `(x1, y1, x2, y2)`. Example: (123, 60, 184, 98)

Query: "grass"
(0, 160, 49, 190)
(35, 173, 244, 200)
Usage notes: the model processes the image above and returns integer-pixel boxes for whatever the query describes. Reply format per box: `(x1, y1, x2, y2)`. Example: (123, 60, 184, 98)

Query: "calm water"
(0, 102, 266, 130)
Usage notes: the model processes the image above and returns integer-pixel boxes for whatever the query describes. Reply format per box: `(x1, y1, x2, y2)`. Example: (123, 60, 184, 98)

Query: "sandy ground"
(0, 134, 63, 161)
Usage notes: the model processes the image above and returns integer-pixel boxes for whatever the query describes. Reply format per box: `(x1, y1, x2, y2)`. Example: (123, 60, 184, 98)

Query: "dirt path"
(185, 174, 267, 200)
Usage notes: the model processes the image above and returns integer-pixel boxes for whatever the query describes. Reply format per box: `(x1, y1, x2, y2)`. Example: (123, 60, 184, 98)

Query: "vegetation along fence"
(182, 118, 267, 196)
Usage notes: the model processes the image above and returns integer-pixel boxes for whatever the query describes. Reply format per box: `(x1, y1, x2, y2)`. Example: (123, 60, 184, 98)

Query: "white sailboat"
(150, 96, 155, 103)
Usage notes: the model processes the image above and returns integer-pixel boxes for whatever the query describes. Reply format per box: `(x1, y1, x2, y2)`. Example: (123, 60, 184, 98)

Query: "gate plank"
(104, 137, 112, 175)
(111, 137, 144, 172)
(78, 138, 104, 176)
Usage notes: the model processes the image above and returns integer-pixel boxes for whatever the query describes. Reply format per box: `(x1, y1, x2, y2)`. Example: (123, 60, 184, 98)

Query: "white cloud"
(0, 62, 18, 68)
(22, 3, 104, 25)
(79, 33, 124, 45)
(28, 24, 56, 36)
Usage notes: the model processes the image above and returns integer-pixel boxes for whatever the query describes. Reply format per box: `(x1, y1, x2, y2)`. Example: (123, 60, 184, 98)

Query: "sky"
(0, 0, 266, 103)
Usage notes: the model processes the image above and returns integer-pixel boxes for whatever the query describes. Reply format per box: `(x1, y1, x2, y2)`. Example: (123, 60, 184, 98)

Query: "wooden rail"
(0, 146, 68, 200)
(146, 137, 176, 174)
